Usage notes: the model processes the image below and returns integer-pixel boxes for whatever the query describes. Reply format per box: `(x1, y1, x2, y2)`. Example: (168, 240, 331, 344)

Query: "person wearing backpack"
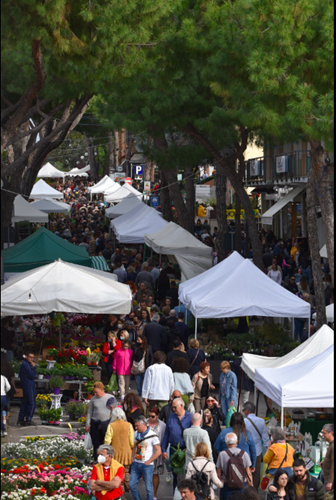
(186, 442, 223, 499)
(216, 432, 253, 500)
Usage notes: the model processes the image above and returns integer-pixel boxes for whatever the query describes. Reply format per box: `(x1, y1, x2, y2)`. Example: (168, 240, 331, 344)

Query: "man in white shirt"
(242, 401, 269, 489)
(142, 351, 174, 412)
(129, 415, 161, 500)
(183, 413, 213, 467)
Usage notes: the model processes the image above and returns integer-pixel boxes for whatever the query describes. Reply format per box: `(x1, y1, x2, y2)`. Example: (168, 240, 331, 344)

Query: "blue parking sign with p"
(134, 165, 143, 175)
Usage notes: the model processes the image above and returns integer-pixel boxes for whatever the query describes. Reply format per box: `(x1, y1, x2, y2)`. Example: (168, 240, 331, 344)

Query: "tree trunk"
(107, 131, 114, 173)
(184, 166, 196, 234)
(183, 124, 264, 270)
(215, 164, 228, 261)
(305, 165, 326, 328)
(160, 170, 173, 221)
(165, 167, 194, 232)
(310, 140, 334, 288)
(84, 133, 98, 182)
(235, 193, 242, 254)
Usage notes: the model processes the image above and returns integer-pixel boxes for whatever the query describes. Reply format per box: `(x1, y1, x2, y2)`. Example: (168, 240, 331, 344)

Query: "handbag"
(107, 373, 118, 393)
(260, 443, 288, 491)
(189, 349, 200, 368)
(131, 352, 145, 375)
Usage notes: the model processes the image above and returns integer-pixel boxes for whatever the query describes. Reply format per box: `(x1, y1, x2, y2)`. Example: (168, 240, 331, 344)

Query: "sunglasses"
(148, 415, 157, 418)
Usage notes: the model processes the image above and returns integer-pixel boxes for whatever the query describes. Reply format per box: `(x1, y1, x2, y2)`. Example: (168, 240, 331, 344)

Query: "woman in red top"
(90, 444, 124, 500)
(103, 332, 121, 380)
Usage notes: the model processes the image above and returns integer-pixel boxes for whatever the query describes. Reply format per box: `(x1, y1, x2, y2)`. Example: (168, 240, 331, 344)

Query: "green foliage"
(49, 375, 64, 390)
(170, 443, 186, 475)
(65, 400, 87, 418)
(10, 359, 22, 374)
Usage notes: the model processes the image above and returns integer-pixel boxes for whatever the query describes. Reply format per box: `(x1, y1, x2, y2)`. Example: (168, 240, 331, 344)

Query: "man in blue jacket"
(17, 351, 37, 426)
(161, 398, 193, 491)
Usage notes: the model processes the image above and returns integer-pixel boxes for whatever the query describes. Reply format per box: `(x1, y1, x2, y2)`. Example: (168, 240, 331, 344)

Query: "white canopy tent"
(102, 182, 123, 199)
(88, 175, 116, 196)
(312, 304, 334, 323)
(104, 183, 143, 203)
(1, 259, 132, 349)
(37, 162, 65, 180)
(65, 165, 90, 177)
(241, 323, 334, 382)
(255, 345, 334, 427)
(30, 198, 71, 214)
(179, 251, 245, 307)
(320, 244, 328, 259)
(105, 193, 143, 219)
(29, 179, 64, 200)
(12, 195, 49, 224)
(180, 258, 311, 338)
(144, 222, 213, 282)
(111, 204, 167, 244)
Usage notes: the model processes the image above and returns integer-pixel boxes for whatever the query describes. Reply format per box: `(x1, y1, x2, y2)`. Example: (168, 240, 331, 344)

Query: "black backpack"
(190, 460, 211, 499)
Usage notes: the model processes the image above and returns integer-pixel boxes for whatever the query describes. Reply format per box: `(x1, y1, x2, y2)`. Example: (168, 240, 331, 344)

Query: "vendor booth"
(37, 162, 65, 180)
(144, 222, 213, 282)
(104, 183, 142, 203)
(2, 227, 91, 273)
(88, 175, 116, 197)
(29, 179, 64, 200)
(12, 195, 49, 224)
(105, 193, 143, 219)
(111, 203, 167, 244)
(254, 344, 334, 428)
(30, 198, 71, 214)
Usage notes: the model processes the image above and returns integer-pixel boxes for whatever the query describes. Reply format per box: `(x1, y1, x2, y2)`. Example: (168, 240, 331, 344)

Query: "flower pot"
(41, 420, 47, 424)
(53, 387, 61, 395)
(48, 421, 55, 425)
(14, 373, 19, 378)
(64, 376, 69, 380)
(54, 421, 60, 425)
(87, 394, 93, 400)
(45, 375, 51, 379)
(70, 376, 75, 380)
(47, 489, 58, 497)
(38, 374, 44, 379)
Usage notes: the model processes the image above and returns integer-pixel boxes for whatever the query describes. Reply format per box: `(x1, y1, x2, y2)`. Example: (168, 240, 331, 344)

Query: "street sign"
(125, 177, 132, 185)
(134, 165, 143, 175)
(117, 165, 123, 172)
(144, 181, 151, 191)
(108, 167, 114, 178)
(113, 172, 126, 182)
(150, 196, 159, 209)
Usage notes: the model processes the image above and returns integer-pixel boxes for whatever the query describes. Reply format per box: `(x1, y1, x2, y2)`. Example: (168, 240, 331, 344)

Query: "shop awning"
(261, 186, 305, 225)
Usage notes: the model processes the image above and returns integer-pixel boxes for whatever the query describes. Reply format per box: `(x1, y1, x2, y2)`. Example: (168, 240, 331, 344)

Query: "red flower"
(55, 464, 61, 469)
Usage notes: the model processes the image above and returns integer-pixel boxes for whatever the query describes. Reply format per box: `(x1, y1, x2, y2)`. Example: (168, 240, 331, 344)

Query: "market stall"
(37, 162, 66, 180)
(104, 182, 143, 202)
(12, 195, 49, 224)
(87, 175, 117, 198)
(111, 203, 167, 244)
(30, 198, 71, 214)
(105, 192, 143, 218)
(254, 344, 334, 428)
(29, 179, 64, 200)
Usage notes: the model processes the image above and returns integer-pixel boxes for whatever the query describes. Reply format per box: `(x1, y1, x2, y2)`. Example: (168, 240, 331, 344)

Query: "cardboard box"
(14, 388, 23, 398)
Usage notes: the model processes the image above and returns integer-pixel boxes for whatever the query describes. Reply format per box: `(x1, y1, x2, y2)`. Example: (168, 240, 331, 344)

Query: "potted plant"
(65, 400, 86, 420)
(10, 359, 22, 377)
(47, 348, 59, 360)
(76, 365, 93, 380)
(49, 375, 64, 394)
(38, 407, 48, 424)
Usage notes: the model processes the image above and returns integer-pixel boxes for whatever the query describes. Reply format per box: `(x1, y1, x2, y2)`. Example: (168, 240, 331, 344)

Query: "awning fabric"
(179, 251, 245, 307)
(180, 257, 310, 319)
(241, 324, 334, 382)
(144, 222, 213, 281)
(29, 179, 64, 200)
(90, 255, 111, 272)
(320, 244, 328, 258)
(37, 162, 65, 179)
(312, 304, 334, 322)
(261, 186, 305, 225)
(30, 198, 71, 214)
(105, 194, 143, 219)
(88, 175, 116, 194)
(111, 204, 167, 244)
(105, 184, 142, 203)
(12, 195, 49, 224)
(1, 227, 91, 272)
(65, 165, 90, 177)
(254, 344, 334, 408)
(1, 259, 132, 316)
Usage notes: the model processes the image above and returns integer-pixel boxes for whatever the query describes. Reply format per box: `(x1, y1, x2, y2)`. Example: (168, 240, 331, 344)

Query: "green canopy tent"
(2, 227, 91, 273)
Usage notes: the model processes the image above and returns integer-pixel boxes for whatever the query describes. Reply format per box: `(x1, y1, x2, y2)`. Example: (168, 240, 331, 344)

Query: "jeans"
(135, 373, 145, 396)
(1, 396, 7, 431)
(129, 461, 154, 500)
(220, 483, 244, 500)
(105, 361, 113, 381)
(294, 318, 305, 341)
(268, 467, 292, 476)
(18, 386, 36, 422)
(302, 267, 312, 284)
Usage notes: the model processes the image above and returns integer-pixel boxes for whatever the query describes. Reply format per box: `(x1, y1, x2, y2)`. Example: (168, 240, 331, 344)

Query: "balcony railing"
(244, 150, 311, 184)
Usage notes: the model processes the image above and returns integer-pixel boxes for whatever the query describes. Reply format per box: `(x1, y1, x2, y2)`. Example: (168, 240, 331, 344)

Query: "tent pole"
(159, 252, 161, 269)
(307, 316, 311, 338)
(59, 322, 62, 352)
(292, 318, 295, 340)
(256, 388, 260, 416)
(238, 368, 243, 411)
(280, 406, 284, 430)
(194, 316, 198, 339)
(254, 386, 257, 406)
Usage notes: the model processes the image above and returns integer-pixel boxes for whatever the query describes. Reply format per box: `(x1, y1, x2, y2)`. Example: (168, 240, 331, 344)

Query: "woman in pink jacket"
(112, 339, 133, 400)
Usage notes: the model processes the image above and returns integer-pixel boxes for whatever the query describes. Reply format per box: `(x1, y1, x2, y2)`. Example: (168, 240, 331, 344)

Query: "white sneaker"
(1, 431, 7, 437)
(166, 472, 172, 483)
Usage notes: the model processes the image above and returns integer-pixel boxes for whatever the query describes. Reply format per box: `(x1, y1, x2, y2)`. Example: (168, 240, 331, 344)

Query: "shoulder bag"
(131, 351, 145, 375)
(189, 349, 200, 368)
(260, 443, 288, 491)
